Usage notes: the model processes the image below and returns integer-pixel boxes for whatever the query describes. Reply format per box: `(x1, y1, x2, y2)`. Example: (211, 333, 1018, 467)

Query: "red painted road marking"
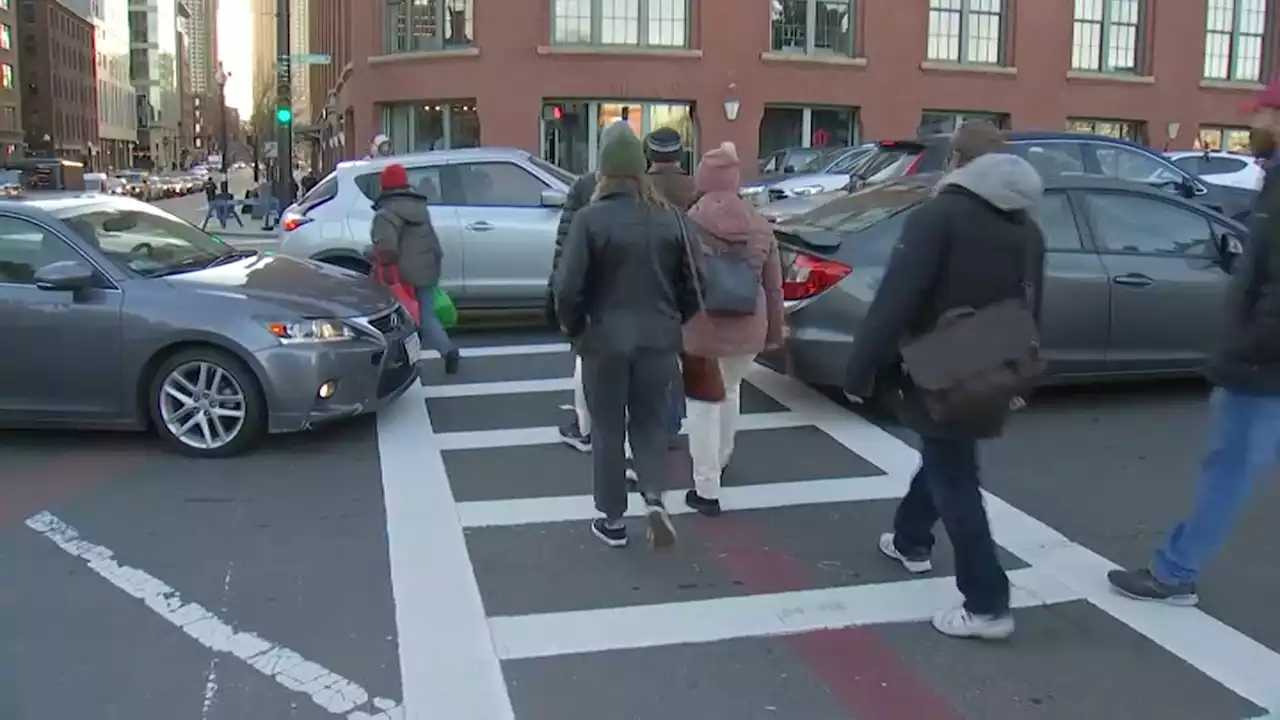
(0, 446, 147, 528)
(694, 513, 965, 720)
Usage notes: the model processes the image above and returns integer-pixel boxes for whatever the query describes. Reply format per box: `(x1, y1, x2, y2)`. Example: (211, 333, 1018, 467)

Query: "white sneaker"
(931, 606, 1014, 640)
(878, 533, 933, 574)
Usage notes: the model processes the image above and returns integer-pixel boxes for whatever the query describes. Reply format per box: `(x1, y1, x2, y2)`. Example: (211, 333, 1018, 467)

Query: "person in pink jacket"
(683, 142, 786, 516)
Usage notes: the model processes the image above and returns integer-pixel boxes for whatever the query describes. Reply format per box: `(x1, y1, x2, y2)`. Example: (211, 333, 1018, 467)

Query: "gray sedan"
(0, 196, 419, 457)
(760, 174, 1247, 397)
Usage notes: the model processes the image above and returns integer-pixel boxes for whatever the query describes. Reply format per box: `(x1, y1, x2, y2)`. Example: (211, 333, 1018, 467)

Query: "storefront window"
(1198, 125, 1251, 153)
(759, 105, 858, 158)
(541, 99, 697, 173)
(1067, 117, 1145, 142)
(919, 110, 1009, 135)
(378, 100, 481, 154)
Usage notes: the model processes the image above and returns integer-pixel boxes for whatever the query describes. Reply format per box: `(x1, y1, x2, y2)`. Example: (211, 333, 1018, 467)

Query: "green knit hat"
(598, 122, 647, 177)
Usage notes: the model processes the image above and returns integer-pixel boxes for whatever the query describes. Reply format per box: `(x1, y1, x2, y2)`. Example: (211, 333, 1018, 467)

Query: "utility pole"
(274, 0, 292, 205)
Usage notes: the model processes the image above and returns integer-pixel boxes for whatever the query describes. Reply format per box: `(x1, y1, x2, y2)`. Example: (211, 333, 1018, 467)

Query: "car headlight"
(265, 319, 356, 344)
(791, 185, 825, 196)
(739, 186, 766, 197)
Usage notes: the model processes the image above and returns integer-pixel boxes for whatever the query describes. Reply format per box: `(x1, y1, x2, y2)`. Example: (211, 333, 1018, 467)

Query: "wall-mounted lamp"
(723, 83, 740, 122)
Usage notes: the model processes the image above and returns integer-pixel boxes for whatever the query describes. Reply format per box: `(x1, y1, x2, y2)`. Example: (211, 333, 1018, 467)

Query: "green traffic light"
(275, 107, 292, 124)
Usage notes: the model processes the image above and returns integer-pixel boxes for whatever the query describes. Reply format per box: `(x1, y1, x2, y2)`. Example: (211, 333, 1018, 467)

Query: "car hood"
(760, 190, 848, 222)
(164, 252, 396, 318)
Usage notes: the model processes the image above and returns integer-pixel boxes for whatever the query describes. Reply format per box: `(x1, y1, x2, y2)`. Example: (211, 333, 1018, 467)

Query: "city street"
(153, 167, 279, 245)
(1, 329, 1279, 719)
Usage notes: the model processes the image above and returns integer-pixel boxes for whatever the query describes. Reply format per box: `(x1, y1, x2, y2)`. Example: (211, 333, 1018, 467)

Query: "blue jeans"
(1153, 388, 1280, 584)
(413, 286, 456, 355)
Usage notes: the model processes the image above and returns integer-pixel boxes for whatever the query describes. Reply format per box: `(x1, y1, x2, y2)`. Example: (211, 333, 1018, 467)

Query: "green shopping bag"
(432, 287, 458, 329)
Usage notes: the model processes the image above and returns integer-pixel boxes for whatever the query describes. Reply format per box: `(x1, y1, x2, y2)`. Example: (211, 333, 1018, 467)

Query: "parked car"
(757, 146, 830, 176)
(762, 132, 1260, 224)
(1165, 150, 1264, 191)
(759, 173, 1246, 400)
(741, 143, 876, 204)
(277, 147, 574, 310)
(0, 195, 418, 457)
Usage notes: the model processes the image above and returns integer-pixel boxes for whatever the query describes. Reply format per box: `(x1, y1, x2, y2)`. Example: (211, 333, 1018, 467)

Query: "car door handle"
(465, 221, 493, 231)
(1112, 273, 1154, 287)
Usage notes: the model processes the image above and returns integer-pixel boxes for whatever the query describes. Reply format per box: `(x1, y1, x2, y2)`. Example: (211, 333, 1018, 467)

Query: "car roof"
(0, 194, 153, 216)
(879, 131, 1159, 151)
(335, 146, 535, 173)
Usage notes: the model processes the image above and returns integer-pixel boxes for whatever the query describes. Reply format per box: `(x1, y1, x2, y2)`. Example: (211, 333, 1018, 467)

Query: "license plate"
(403, 334, 422, 363)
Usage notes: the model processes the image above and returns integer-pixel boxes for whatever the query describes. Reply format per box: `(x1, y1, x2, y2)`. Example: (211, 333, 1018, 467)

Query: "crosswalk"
(376, 341, 1280, 720)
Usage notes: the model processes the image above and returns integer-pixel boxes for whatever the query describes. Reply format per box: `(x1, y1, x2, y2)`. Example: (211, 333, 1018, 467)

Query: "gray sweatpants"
(581, 350, 679, 519)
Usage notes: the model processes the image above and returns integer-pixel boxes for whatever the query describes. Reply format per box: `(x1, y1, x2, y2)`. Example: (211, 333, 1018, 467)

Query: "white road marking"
(200, 562, 234, 720)
(375, 384, 515, 720)
(489, 567, 1078, 660)
(421, 378, 572, 398)
(420, 342, 569, 360)
(24, 511, 401, 719)
(433, 411, 810, 451)
(456, 474, 910, 528)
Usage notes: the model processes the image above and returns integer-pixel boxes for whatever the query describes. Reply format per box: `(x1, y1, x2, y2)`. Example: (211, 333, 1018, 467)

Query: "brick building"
(0, 0, 22, 161)
(307, 0, 1279, 175)
(18, 0, 98, 164)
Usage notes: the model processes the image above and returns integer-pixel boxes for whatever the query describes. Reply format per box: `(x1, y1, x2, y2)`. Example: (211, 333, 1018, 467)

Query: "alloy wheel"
(159, 360, 248, 451)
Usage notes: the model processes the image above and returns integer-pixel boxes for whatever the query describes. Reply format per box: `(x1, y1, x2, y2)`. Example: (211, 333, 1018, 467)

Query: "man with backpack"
(843, 122, 1046, 640)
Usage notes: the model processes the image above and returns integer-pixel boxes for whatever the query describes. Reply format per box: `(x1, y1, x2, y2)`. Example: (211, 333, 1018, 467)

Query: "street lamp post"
(214, 64, 229, 175)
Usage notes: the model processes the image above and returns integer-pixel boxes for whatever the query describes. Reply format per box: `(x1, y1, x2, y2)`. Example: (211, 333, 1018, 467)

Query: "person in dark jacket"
(844, 122, 1045, 640)
(555, 123, 702, 550)
(644, 127, 697, 211)
(300, 171, 318, 195)
(371, 163, 460, 374)
(1107, 83, 1280, 606)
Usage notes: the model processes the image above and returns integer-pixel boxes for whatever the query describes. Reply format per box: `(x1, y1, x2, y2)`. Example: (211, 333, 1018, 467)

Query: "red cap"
(380, 163, 409, 190)
(1242, 78, 1280, 114)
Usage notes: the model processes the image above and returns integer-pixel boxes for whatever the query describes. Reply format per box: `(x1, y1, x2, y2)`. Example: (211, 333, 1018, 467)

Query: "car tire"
(148, 347, 267, 458)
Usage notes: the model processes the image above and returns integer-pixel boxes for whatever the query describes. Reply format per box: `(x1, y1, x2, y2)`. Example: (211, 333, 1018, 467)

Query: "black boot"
(443, 349, 461, 375)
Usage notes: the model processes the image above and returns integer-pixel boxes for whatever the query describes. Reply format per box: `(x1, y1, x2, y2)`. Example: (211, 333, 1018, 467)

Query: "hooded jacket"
(370, 189, 443, 288)
(683, 191, 785, 358)
(844, 153, 1047, 439)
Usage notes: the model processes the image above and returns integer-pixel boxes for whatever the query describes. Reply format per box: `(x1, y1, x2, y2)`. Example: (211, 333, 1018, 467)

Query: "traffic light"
(275, 82, 292, 126)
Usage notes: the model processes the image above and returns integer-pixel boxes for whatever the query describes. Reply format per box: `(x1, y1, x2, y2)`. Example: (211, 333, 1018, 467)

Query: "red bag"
(373, 263, 421, 324)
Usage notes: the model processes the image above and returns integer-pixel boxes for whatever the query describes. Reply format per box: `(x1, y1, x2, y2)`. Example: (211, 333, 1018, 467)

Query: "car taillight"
(781, 251, 852, 301)
(281, 216, 312, 232)
(902, 153, 925, 176)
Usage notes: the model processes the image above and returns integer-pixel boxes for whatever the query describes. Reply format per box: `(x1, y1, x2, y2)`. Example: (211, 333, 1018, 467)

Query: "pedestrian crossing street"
(375, 341, 1280, 720)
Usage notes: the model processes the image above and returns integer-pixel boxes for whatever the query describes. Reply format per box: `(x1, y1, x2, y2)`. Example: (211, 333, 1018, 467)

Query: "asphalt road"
(153, 167, 280, 242)
(1, 328, 1278, 720)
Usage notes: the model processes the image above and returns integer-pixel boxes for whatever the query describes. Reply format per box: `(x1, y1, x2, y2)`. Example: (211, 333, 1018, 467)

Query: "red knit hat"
(380, 163, 409, 190)
(1242, 77, 1280, 114)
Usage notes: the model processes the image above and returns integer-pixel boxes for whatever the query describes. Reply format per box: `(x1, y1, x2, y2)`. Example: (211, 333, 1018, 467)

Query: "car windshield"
(788, 180, 930, 232)
(54, 204, 246, 277)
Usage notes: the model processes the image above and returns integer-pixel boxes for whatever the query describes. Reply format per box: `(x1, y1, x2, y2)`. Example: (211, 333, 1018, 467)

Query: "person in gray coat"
(371, 163, 460, 374)
(555, 124, 702, 550)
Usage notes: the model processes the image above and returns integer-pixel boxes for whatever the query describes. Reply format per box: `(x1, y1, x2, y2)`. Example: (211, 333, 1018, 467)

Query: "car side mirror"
(1216, 233, 1243, 271)
(34, 260, 97, 291)
(783, 165, 796, 174)
(1179, 179, 1197, 198)
(540, 190, 566, 207)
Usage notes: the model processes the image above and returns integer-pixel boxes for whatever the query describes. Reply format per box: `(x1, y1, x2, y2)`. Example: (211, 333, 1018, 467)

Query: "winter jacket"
(844, 153, 1047, 440)
(547, 171, 599, 320)
(554, 184, 702, 355)
(1206, 164, 1280, 394)
(647, 164, 697, 212)
(370, 189, 443, 288)
(682, 192, 785, 358)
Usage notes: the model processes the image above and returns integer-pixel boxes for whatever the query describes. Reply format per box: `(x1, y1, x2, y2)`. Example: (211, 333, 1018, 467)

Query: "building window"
(771, 0, 855, 56)
(926, 0, 1005, 65)
(0, 0, 8, 10)
(0, 64, 12, 90)
(1203, 0, 1266, 82)
(759, 105, 859, 158)
(919, 110, 1009, 135)
(1067, 117, 1145, 142)
(383, 0, 473, 54)
(540, 100, 696, 173)
(1198, 125, 1252, 152)
(0, 24, 10, 51)
(1071, 0, 1142, 73)
(551, 0, 689, 48)
(378, 101, 480, 153)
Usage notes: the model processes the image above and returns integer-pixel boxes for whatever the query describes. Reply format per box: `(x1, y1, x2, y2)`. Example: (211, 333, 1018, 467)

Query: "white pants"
(687, 354, 757, 500)
(575, 354, 636, 457)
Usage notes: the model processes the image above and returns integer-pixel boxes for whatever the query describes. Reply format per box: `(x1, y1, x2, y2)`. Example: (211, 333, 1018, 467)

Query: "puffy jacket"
(371, 190, 442, 288)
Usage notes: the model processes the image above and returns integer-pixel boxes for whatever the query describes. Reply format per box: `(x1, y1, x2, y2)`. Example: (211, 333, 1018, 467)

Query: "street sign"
(263, 141, 279, 159)
(292, 53, 331, 65)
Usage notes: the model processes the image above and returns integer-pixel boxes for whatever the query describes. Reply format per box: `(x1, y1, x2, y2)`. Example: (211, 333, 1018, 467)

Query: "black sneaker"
(1107, 568, 1199, 606)
(443, 349, 461, 375)
(644, 495, 677, 548)
(684, 489, 721, 517)
(625, 458, 638, 490)
(559, 420, 591, 452)
(591, 518, 628, 548)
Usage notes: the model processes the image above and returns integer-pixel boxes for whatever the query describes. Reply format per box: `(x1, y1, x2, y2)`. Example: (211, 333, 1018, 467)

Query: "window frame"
(1077, 190, 1217, 258)
(1070, 0, 1145, 74)
(770, 0, 857, 57)
(926, 0, 1008, 66)
(1197, 125, 1253, 152)
(452, 161, 551, 208)
(378, 101, 480, 154)
(1032, 190, 1089, 253)
(550, 0, 691, 48)
(382, 0, 474, 55)
(1203, 0, 1267, 82)
(1066, 117, 1146, 143)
